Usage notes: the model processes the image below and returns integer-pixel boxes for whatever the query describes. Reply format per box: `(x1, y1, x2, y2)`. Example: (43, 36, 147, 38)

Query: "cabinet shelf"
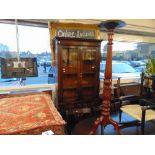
(63, 87, 77, 90)
(82, 72, 96, 75)
(83, 59, 96, 62)
(62, 72, 78, 75)
(81, 85, 95, 88)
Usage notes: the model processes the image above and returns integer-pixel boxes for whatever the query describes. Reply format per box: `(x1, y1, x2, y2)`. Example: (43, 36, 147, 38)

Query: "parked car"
(40, 60, 52, 67)
(100, 62, 141, 81)
(130, 60, 146, 73)
(135, 65, 146, 72)
(130, 60, 146, 68)
(45, 61, 52, 67)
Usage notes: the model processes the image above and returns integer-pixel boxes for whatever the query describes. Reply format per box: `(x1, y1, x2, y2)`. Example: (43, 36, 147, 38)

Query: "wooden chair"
(117, 73, 155, 134)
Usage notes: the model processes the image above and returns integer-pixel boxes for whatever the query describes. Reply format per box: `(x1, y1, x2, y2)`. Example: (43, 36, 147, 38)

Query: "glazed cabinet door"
(58, 46, 80, 103)
(79, 46, 100, 101)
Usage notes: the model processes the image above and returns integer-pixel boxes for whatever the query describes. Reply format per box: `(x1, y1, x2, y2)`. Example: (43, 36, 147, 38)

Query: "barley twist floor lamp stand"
(89, 20, 126, 135)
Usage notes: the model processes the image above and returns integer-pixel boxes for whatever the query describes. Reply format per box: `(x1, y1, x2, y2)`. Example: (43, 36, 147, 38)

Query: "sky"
(0, 23, 137, 54)
(0, 23, 51, 54)
(101, 41, 137, 52)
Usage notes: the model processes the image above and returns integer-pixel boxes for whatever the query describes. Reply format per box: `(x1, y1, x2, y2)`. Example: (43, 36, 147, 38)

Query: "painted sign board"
(56, 29, 96, 39)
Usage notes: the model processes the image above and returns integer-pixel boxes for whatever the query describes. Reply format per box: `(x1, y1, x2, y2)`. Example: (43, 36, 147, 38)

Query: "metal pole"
(15, 19, 20, 62)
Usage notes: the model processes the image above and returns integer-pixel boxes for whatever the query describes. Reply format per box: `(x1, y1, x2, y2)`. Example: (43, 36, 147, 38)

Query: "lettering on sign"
(56, 29, 96, 39)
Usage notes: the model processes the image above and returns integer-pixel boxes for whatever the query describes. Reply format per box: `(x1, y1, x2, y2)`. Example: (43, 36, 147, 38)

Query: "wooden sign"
(48, 22, 100, 65)
(56, 29, 96, 39)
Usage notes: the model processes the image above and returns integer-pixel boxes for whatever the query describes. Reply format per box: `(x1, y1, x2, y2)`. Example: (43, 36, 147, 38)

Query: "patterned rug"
(0, 92, 65, 135)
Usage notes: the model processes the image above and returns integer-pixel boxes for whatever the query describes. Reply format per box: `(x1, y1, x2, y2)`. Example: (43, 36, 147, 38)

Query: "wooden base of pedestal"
(89, 116, 122, 135)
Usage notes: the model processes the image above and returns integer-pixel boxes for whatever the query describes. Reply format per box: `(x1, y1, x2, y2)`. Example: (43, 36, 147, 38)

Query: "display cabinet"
(53, 37, 102, 117)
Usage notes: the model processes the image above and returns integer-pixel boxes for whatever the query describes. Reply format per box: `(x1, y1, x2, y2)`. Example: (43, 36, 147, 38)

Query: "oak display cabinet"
(53, 37, 102, 118)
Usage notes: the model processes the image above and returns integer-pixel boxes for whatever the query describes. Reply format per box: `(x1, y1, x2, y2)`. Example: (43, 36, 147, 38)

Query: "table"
(0, 92, 65, 135)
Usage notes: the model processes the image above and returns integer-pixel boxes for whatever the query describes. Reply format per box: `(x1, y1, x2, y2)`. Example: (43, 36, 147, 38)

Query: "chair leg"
(101, 125, 104, 135)
(136, 124, 139, 134)
(141, 122, 145, 135)
(119, 110, 122, 123)
(141, 110, 146, 135)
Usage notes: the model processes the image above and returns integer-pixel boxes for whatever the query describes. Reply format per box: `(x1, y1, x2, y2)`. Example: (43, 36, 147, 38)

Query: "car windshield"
(100, 63, 137, 73)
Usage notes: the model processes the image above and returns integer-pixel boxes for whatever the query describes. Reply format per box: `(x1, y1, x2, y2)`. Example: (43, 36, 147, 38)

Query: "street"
(25, 66, 51, 85)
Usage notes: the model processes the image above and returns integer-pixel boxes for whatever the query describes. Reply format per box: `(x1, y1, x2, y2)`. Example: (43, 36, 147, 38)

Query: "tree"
(0, 43, 9, 52)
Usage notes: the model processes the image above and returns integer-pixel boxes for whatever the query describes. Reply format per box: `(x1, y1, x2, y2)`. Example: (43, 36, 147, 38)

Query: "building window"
(0, 23, 52, 88)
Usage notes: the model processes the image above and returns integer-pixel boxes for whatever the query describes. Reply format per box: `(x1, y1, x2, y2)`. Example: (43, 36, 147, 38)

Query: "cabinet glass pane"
(81, 47, 97, 73)
(63, 89, 78, 103)
(63, 74, 78, 89)
(82, 73, 95, 86)
(81, 87, 96, 101)
(62, 48, 78, 73)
